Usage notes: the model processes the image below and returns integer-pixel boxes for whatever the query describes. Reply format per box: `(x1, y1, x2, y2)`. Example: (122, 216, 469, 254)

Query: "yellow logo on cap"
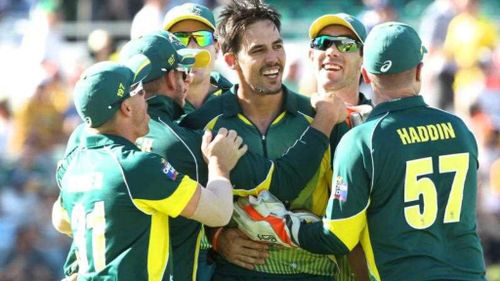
(117, 83, 125, 97)
(168, 54, 175, 66)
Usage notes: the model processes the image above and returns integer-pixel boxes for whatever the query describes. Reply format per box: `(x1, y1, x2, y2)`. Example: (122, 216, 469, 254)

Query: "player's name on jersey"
(396, 122, 456, 145)
(65, 173, 104, 192)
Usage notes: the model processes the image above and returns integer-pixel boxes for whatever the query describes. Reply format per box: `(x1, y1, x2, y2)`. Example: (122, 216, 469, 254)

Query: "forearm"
(269, 126, 329, 201)
(298, 221, 349, 255)
(229, 126, 329, 201)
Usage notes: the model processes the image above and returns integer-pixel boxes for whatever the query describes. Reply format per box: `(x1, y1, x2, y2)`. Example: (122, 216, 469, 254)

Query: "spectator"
(130, 0, 167, 39)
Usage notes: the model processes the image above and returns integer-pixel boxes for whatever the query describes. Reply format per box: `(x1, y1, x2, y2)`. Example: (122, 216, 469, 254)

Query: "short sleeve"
(124, 152, 198, 218)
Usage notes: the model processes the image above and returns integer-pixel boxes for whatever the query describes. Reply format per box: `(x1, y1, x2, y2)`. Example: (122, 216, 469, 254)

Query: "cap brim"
(309, 15, 363, 43)
(123, 54, 152, 84)
(164, 15, 216, 31)
(177, 49, 211, 68)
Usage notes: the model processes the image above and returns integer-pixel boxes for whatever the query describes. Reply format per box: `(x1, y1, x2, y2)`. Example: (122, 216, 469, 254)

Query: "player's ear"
(120, 99, 133, 117)
(308, 48, 314, 62)
(214, 40, 221, 58)
(224, 52, 237, 70)
(415, 62, 423, 82)
(164, 70, 176, 91)
(361, 67, 371, 84)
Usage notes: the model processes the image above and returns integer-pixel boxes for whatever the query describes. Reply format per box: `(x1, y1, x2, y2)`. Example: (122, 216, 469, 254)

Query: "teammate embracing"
(294, 22, 486, 281)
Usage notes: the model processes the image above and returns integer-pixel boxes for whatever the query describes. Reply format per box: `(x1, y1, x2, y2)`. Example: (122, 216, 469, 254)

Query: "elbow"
(204, 203, 234, 227)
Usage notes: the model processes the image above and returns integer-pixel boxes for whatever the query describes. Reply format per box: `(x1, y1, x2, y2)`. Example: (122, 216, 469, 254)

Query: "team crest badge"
(161, 159, 178, 181)
(333, 176, 348, 202)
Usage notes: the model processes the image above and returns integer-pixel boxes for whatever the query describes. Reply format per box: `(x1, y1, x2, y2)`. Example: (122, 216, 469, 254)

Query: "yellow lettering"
(441, 122, 456, 139)
(409, 127, 421, 143)
(397, 128, 412, 145)
(436, 123, 445, 139)
(117, 83, 125, 97)
(427, 125, 439, 141)
(417, 126, 429, 142)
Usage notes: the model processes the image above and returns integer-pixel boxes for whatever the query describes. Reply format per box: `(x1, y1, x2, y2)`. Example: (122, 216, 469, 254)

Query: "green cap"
(309, 13, 367, 43)
(74, 54, 151, 128)
(120, 30, 211, 83)
(364, 22, 427, 74)
(163, 3, 216, 31)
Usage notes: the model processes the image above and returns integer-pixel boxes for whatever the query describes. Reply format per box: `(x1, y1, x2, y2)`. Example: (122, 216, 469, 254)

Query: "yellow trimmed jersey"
(55, 133, 197, 281)
(299, 96, 486, 281)
(180, 85, 349, 278)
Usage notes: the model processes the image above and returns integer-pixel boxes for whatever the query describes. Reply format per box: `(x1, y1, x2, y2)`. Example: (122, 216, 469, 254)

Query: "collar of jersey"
(221, 84, 300, 117)
(83, 133, 136, 149)
(368, 95, 426, 119)
(209, 71, 232, 92)
(147, 95, 184, 121)
(358, 92, 372, 105)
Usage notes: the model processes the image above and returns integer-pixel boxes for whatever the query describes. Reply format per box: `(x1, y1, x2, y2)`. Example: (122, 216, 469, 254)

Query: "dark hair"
(216, 0, 281, 54)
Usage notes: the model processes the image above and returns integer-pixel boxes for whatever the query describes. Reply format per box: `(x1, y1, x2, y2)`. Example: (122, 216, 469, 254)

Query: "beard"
(253, 85, 282, 95)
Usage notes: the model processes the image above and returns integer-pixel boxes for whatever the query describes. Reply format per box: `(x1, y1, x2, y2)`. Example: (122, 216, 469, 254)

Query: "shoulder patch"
(161, 159, 178, 181)
(333, 176, 348, 202)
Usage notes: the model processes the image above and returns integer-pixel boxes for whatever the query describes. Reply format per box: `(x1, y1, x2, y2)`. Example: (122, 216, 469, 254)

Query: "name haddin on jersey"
(396, 122, 456, 145)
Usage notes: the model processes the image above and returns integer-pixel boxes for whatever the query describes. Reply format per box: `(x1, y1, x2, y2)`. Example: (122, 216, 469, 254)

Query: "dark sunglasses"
(175, 66, 193, 81)
(173, 31, 215, 47)
(311, 35, 362, 53)
(107, 81, 145, 109)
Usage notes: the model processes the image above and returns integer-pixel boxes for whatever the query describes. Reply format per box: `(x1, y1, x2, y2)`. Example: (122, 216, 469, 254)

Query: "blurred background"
(0, 0, 498, 280)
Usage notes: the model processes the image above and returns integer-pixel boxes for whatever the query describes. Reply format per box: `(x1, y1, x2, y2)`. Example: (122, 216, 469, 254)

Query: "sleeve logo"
(161, 159, 178, 181)
(333, 176, 348, 202)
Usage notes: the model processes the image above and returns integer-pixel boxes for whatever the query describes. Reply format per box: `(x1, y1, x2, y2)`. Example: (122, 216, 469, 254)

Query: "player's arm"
(179, 128, 247, 226)
(294, 131, 370, 254)
(223, 92, 348, 200)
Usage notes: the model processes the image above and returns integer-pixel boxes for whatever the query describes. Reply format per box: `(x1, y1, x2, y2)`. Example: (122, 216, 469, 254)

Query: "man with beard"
(180, 0, 349, 280)
(120, 30, 348, 281)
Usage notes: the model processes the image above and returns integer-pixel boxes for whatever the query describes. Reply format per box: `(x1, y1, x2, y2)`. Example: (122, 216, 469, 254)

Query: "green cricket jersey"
(183, 71, 233, 114)
(137, 94, 332, 281)
(180, 85, 348, 278)
(299, 96, 486, 281)
(56, 133, 198, 281)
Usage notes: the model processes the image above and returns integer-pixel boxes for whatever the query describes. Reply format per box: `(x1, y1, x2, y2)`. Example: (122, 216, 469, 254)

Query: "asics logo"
(380, 60, 392, 73)
(84, 116, 92, 126)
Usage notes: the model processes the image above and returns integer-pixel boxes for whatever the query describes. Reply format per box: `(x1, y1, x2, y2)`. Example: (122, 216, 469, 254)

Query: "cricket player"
(163, 2, 232, 113)
(180, 0, 349, 280)
(119, 30, 348, 281)
(51, 56, 247, 280)
(293, 22, 486, 281)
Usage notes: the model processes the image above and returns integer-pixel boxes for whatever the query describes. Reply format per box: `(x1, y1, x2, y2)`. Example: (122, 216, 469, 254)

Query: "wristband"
(211, 227, 224, 252)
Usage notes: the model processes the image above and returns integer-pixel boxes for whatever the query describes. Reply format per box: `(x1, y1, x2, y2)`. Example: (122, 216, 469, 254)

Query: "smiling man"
(163, 3, 232, 113)
(180, 0, 349, 280)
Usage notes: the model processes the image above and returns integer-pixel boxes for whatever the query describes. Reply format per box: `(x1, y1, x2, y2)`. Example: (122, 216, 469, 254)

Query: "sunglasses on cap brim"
(311, 35, 362, 53)
(107, 81, 145, 109)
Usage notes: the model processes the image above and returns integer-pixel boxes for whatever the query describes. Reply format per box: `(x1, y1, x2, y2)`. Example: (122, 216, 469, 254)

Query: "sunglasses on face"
(175, 66, 192, 82)
(310, 35, 362, 53)
(107, 81, 145, 109)
(173, 31, 215, 47)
